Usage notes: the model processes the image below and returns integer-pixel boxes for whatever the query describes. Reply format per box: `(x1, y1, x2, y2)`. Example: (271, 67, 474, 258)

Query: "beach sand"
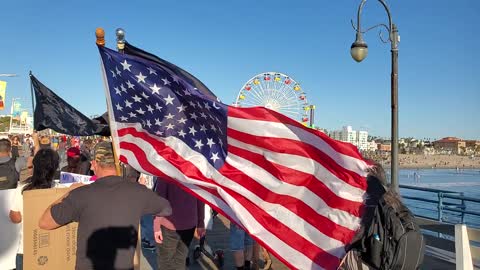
(370, 154, 480, 169)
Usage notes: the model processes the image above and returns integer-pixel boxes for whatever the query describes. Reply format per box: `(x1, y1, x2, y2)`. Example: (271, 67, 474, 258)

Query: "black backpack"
(0, 158, 19, 190)
(360, 195, 425, 270)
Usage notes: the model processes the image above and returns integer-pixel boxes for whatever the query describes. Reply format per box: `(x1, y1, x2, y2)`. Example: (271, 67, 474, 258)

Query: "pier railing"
(400, 185, 480, 268)
(400, 184, 480, 227)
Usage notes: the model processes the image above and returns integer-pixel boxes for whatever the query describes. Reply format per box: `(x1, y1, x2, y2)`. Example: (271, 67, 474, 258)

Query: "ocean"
(397, 169, 480, 227)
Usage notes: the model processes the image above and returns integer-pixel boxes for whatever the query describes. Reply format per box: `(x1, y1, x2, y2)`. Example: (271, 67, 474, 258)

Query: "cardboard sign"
(59, 172, 92, 184)
(23, 188, 77, 270)
(23, 187, 141, 270)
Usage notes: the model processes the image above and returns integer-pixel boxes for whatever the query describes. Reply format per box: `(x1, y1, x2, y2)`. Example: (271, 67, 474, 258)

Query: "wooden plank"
(416, 217, 445, 226)
(424, 234, 455, 252)
(470, 245, 480, 261)
(421, 225, 455, 236)
(467, 227, 480, 243)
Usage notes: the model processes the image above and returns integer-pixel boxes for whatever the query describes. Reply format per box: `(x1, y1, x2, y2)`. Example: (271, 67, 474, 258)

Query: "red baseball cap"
(67, 147, 81, 158)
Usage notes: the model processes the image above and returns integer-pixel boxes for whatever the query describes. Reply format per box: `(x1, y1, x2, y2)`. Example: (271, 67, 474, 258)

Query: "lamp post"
(351, 0, 400, 193)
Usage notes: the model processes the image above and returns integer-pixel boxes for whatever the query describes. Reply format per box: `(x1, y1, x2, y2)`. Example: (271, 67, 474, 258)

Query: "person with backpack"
(0, 136, 31, 190)
(339, 164, 425, 270)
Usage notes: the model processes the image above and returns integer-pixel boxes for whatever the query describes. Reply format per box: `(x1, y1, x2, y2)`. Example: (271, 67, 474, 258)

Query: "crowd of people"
(0, 133, 274, 270)
(0, 132, 424, 270)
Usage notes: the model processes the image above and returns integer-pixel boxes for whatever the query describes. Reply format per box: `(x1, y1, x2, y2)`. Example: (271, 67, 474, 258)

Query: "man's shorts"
(230, 223, 254, 251)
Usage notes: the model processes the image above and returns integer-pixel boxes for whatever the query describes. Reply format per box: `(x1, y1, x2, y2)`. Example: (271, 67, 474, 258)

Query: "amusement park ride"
(233, 72, 316, 127)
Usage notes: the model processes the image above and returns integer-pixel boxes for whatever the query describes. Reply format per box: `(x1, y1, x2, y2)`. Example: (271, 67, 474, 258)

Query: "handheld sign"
(59, 171, 92, 184)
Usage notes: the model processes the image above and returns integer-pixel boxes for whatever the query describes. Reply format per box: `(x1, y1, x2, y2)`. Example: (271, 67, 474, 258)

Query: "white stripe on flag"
(227, 116, 370, 177)
(228, 137, 365, 202)
(226, 152, 362, 230)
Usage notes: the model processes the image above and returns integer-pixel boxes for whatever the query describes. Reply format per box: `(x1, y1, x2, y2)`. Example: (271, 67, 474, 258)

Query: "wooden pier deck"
(140, 215, 460, 270)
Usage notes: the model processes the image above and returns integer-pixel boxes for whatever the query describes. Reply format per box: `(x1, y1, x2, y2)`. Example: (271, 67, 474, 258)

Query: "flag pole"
(96, 27, 122, 176)
(114, 28, 142, 270)
(115, 28, 127, 177)
(29, 72, 34, 113)
(29, 71, 35, 133)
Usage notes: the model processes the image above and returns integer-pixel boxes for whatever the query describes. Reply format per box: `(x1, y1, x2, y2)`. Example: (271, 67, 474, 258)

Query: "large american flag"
(99, 45, 369, 270)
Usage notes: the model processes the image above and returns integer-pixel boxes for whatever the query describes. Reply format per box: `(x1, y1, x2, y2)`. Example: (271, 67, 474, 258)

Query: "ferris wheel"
(234, 72, 311, 124)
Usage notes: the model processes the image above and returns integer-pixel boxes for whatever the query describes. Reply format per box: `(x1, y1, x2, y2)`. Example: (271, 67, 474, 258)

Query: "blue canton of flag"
(99, 46, 228, 169)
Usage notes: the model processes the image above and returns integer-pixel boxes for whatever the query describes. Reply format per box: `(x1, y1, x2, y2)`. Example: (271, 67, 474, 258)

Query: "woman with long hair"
(10, 135, 21, 159)
(9, 148, 60, 270)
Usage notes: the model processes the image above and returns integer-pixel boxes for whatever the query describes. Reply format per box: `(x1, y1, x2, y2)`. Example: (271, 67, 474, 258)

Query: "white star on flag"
(178, 130, 186, 138)
(121, 60, 131, 71)
(164, 95, 175, 105)
(194, 139, 204, 150)
(150, 84, 161, 94)
(136, 72, 147, 83)
(190, 112, 198, 120)
(210, 152, 219, 163)
(162, 78, 171, 86)
(177, 105, 187, 113)
(146, 105, 154, 113)
(206, 138, 215, 148)
(126, 80, 135, 89)
(177, 118, 187, 124)
(133, 95, 142, 102)
(147, 67, 157, 75)
(188, 126, 197, 136)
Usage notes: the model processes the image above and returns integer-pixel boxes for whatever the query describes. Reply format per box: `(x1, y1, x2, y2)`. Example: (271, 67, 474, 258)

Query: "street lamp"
(351, 0, 400, 193)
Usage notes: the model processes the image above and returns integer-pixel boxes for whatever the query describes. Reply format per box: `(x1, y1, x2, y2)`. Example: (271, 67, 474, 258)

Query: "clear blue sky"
(1, 0, 479, 140)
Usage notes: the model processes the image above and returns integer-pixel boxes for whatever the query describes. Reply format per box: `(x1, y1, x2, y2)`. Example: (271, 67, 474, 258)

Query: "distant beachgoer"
(11, 136, 21, 160)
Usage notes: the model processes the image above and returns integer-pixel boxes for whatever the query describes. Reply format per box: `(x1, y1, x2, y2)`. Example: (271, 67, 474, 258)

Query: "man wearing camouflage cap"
(39, 141, 172, 270)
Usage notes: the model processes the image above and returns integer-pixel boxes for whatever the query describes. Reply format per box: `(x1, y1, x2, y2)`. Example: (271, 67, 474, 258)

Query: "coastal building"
(465, 140, 480, 149)
(433, 137, 466, 155)
(367, 140, 378, 152)
(357, 130, 369, 151)
(378, 143, 391, 152)
(329, 126, 368, 151)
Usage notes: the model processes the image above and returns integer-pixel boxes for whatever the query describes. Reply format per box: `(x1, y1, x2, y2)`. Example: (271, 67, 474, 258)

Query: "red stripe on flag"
(117, 129, 343, 269)
(220, 160, 357, 244)
(228, 127, 367, 191)
(228, 144, 364, 217)
(228, 106, 365, 160)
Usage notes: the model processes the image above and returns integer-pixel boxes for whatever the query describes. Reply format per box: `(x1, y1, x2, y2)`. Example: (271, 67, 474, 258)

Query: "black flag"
(31, 74, 108, 136)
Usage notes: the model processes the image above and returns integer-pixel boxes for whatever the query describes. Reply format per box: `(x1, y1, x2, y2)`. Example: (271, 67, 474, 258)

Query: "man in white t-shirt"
(9, 182, 27, 270)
